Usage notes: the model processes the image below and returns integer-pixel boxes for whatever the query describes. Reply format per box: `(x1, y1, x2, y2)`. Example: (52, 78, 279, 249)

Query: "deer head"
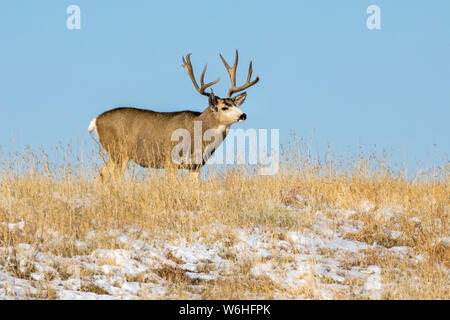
(182, 50, 259, 125)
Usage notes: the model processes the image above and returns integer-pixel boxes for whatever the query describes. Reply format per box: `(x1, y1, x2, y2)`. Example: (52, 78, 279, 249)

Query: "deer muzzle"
(238, 113, 247, 121)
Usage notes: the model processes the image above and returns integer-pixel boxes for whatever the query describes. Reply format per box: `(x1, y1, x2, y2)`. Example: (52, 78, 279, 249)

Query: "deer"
(88, 50, 259, 181)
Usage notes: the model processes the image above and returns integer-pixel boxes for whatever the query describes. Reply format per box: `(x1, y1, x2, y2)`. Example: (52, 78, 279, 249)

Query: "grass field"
(0, 140, 448, 299)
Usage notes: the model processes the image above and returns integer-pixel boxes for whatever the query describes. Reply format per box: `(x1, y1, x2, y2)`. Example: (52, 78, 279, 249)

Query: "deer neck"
(197, 108, 230, 138)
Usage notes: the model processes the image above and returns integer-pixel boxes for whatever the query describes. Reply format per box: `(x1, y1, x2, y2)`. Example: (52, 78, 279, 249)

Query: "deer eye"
(221, 107, 229, 111)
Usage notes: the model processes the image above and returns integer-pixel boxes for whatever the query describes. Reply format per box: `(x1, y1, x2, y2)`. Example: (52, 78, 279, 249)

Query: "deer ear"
(208, 91, 217, 106)
(232, 92, 247, 107)
(209, 91, 218, 111)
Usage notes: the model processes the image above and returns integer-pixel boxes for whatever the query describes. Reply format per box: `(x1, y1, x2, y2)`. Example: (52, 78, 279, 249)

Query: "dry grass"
(0, 139, 448, 299)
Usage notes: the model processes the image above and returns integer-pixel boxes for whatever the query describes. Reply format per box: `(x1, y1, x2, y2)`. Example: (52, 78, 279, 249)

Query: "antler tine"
(200, 63, 220, 91)
(247, 61, 253, 82)
(220, 49, 259, 98)
(182, 53, 220, 97)
(182, 54, 200, 93)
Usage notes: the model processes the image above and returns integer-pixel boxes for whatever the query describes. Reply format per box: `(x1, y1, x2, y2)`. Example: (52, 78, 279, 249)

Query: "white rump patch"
(88, 118, 97, 135)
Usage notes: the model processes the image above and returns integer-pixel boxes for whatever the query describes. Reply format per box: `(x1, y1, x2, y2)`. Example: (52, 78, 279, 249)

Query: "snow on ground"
(0, 199, 432, 300)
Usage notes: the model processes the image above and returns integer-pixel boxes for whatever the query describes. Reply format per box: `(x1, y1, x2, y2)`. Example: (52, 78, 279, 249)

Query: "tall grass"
(0, 138, 448, 299)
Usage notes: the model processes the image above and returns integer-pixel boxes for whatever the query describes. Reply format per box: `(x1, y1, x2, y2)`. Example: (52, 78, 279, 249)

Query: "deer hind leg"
(99, 157, 129, 182)
(99, 160, 112, 182)
(114, 158, 129, 180)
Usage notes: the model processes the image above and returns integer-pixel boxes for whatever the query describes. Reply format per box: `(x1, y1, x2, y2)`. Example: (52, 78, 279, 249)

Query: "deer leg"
(99, 158, 128, 182)
(165, 166, 179, 180)
(113, 158, 129, 181)
(99, 160, 115, 182)
(188, 169, 201, 182)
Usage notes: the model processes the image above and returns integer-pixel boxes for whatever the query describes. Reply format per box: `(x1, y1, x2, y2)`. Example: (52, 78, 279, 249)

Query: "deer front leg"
(164, 165, 179, 180)
(189, 169, 201, 181)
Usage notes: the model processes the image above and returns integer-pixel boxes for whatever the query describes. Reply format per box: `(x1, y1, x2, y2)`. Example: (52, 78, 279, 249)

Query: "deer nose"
(239, 113, 247, 121)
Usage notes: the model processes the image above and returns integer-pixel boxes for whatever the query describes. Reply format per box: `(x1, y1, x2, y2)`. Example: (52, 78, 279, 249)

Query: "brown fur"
(93, 97, 242, 180)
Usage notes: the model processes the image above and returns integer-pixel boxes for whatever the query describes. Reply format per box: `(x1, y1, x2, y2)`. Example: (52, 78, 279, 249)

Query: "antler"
(219, 49, 259, 98)
(182, 53, 220, 97)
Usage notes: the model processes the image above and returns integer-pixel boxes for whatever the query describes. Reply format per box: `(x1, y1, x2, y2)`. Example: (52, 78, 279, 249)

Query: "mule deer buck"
(88, 50, 259, 180)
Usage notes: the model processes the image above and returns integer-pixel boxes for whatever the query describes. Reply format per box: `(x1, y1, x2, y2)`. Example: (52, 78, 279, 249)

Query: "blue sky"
(0, 1, 449, 171)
